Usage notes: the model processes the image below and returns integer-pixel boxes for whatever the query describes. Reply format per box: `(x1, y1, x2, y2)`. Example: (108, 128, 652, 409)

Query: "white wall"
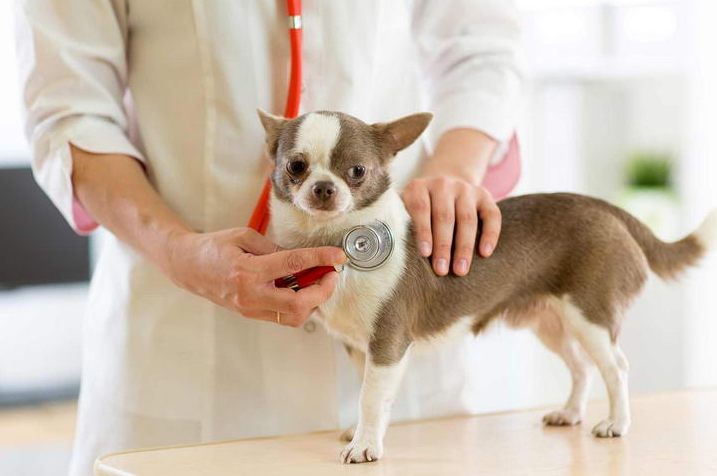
(0, 2, 84, 397)
(517, 0, 717, 409)
(680, 0, 717, 388)
(0, 284, 86, 393)
(0, 0, 30, 167)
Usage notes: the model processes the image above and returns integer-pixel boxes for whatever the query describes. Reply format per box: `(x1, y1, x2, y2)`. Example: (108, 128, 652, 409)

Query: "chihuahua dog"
(258, 109, 716, 464)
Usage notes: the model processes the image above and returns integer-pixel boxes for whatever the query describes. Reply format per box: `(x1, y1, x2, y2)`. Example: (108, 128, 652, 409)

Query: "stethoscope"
(250, 0, 394, 291)
(274, 220, 395, 290)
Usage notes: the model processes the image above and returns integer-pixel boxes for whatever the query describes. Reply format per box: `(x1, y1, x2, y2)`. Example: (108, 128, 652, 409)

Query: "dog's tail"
(607, 205, 717, 280)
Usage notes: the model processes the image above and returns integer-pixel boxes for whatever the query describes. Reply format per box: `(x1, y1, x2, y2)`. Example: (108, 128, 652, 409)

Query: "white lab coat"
(15, 1, 522, 475)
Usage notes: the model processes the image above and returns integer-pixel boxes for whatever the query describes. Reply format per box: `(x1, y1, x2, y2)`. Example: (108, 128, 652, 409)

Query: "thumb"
(235, 228, 283, 256)
(259, 246, 347, 280)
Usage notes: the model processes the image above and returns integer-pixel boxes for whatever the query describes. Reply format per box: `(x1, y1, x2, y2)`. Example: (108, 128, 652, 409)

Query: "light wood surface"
(95, 390, 717, 476)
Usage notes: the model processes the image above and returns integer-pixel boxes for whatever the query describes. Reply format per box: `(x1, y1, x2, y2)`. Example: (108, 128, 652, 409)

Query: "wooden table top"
(95, 389, 717, 476)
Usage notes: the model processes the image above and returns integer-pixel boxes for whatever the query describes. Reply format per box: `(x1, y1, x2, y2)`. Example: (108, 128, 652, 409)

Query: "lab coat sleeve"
(15, 0, 145, 234)
(412, 0, 524, 147)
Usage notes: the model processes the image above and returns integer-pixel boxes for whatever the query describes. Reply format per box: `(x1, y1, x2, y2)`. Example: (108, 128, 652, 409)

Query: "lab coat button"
(303, 321, 316, 333)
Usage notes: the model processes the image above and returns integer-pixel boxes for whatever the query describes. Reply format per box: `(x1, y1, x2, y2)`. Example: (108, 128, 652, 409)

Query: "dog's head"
(258, 110, 432, 219)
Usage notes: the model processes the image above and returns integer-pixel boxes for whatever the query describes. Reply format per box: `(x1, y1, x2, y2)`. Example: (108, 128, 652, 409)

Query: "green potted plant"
(626, 152, 672, 190)
(620, 151, 679, 239)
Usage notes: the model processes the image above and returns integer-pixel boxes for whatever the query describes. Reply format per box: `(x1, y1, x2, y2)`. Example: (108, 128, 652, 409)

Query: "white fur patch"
(291, 113, 353, 217)
(294, 167, 354, 218)
(340, 352, 410, 463)
(560, 297, 630, 437)
(412, 315, 476, 355)
(529, 301, 592, 424)
(294, 113, 341, 168)
(270, 189, 409, 351)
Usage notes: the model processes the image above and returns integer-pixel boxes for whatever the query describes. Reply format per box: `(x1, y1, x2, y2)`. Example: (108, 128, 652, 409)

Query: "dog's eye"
(286, 160, 307, 176)
(347, 165, 366, 180)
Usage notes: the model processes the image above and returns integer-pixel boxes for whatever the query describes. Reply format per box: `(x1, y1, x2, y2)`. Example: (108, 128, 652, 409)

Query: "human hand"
(401, 176, 501, 276)
(166, 228, 347, 326)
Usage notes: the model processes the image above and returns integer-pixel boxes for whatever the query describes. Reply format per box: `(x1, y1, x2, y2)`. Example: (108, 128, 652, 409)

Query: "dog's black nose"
(311, 181, 337, 201)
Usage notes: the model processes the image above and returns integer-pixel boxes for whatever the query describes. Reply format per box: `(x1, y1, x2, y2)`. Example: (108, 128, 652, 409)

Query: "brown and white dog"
(258, 109, 717, 464)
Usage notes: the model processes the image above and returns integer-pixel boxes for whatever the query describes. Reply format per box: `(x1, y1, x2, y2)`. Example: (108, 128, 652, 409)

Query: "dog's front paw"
(339, 424, 356, 442)
(542, 409, 582, 426)
(592, 418, 630, 438)
(340, 437, 383, 464)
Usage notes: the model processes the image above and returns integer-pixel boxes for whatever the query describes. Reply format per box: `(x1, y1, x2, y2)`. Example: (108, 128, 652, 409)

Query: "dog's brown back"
(369, 193, 708, 364)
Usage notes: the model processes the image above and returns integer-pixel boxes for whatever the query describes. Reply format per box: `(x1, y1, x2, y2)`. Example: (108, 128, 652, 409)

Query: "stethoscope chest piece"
(342, 220, 394, 271)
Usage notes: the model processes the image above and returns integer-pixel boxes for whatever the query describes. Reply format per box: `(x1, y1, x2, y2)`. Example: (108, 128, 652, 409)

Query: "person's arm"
(407, 0, 523, 276)
(71, 146, 346, 326)
(71, 147, 191, 275)
(17, 0, 344, 327)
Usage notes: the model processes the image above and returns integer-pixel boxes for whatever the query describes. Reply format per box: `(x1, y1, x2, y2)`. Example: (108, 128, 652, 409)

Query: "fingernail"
(419, 242, 431, 256)
(456, 259, 468, 275)
(483, 243, 493, 256)
(336, 250, 348, 264)
(436, 258, 448, 275)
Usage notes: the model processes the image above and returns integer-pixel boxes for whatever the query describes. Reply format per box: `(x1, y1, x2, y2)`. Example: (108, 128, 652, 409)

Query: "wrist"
(421, 128, 497, 187)
(420, 166, 482, 187)
(161, 227, 197, 280)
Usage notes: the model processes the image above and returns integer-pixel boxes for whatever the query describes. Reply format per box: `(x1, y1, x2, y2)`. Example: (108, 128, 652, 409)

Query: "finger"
(239, 308, 303, 327)
(429, 182, 456, 276)
(255, 271, 339, 319)
(275, 311, 308, 327)
(477, 192, 502, 257)
(292, 270, 339, 311)
(237, 308, 290, 323)
(246, 287, 313, 326)
(235, 228, 283, 255)
(282, 271, 339, 326)
(257, 247, 347, 280)
(402, 185, 432, 257)
(452, 192, 479, 276)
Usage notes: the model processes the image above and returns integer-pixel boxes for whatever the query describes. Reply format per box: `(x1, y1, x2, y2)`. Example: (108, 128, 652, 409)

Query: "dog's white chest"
(316, 252, 403, 350)
(270, 189, 409, 350)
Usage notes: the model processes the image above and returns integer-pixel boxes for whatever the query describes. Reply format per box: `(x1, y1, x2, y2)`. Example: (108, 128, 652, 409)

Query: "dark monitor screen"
(0, 166, 90, 289)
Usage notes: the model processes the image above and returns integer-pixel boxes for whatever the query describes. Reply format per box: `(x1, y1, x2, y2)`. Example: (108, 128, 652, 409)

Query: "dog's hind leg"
(533, 313, 593, 426)
(560, 299, 631, 437)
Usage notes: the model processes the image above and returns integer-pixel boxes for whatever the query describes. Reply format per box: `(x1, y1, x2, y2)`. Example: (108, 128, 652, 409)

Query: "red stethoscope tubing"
(250, 0, 335, 290)
(247, 0, 303, 235)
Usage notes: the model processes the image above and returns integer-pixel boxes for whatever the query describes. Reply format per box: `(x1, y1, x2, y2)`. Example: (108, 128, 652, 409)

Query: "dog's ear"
(257, 109, 286, 158)
(373, 113, 433, 159)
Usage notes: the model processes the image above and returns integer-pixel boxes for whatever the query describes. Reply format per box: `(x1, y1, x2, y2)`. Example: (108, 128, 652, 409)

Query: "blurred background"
(1, 0, 716, 474)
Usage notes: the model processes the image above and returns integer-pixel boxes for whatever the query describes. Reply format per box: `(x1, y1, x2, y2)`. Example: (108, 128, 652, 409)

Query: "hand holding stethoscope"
(166, 227, 346, 327)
